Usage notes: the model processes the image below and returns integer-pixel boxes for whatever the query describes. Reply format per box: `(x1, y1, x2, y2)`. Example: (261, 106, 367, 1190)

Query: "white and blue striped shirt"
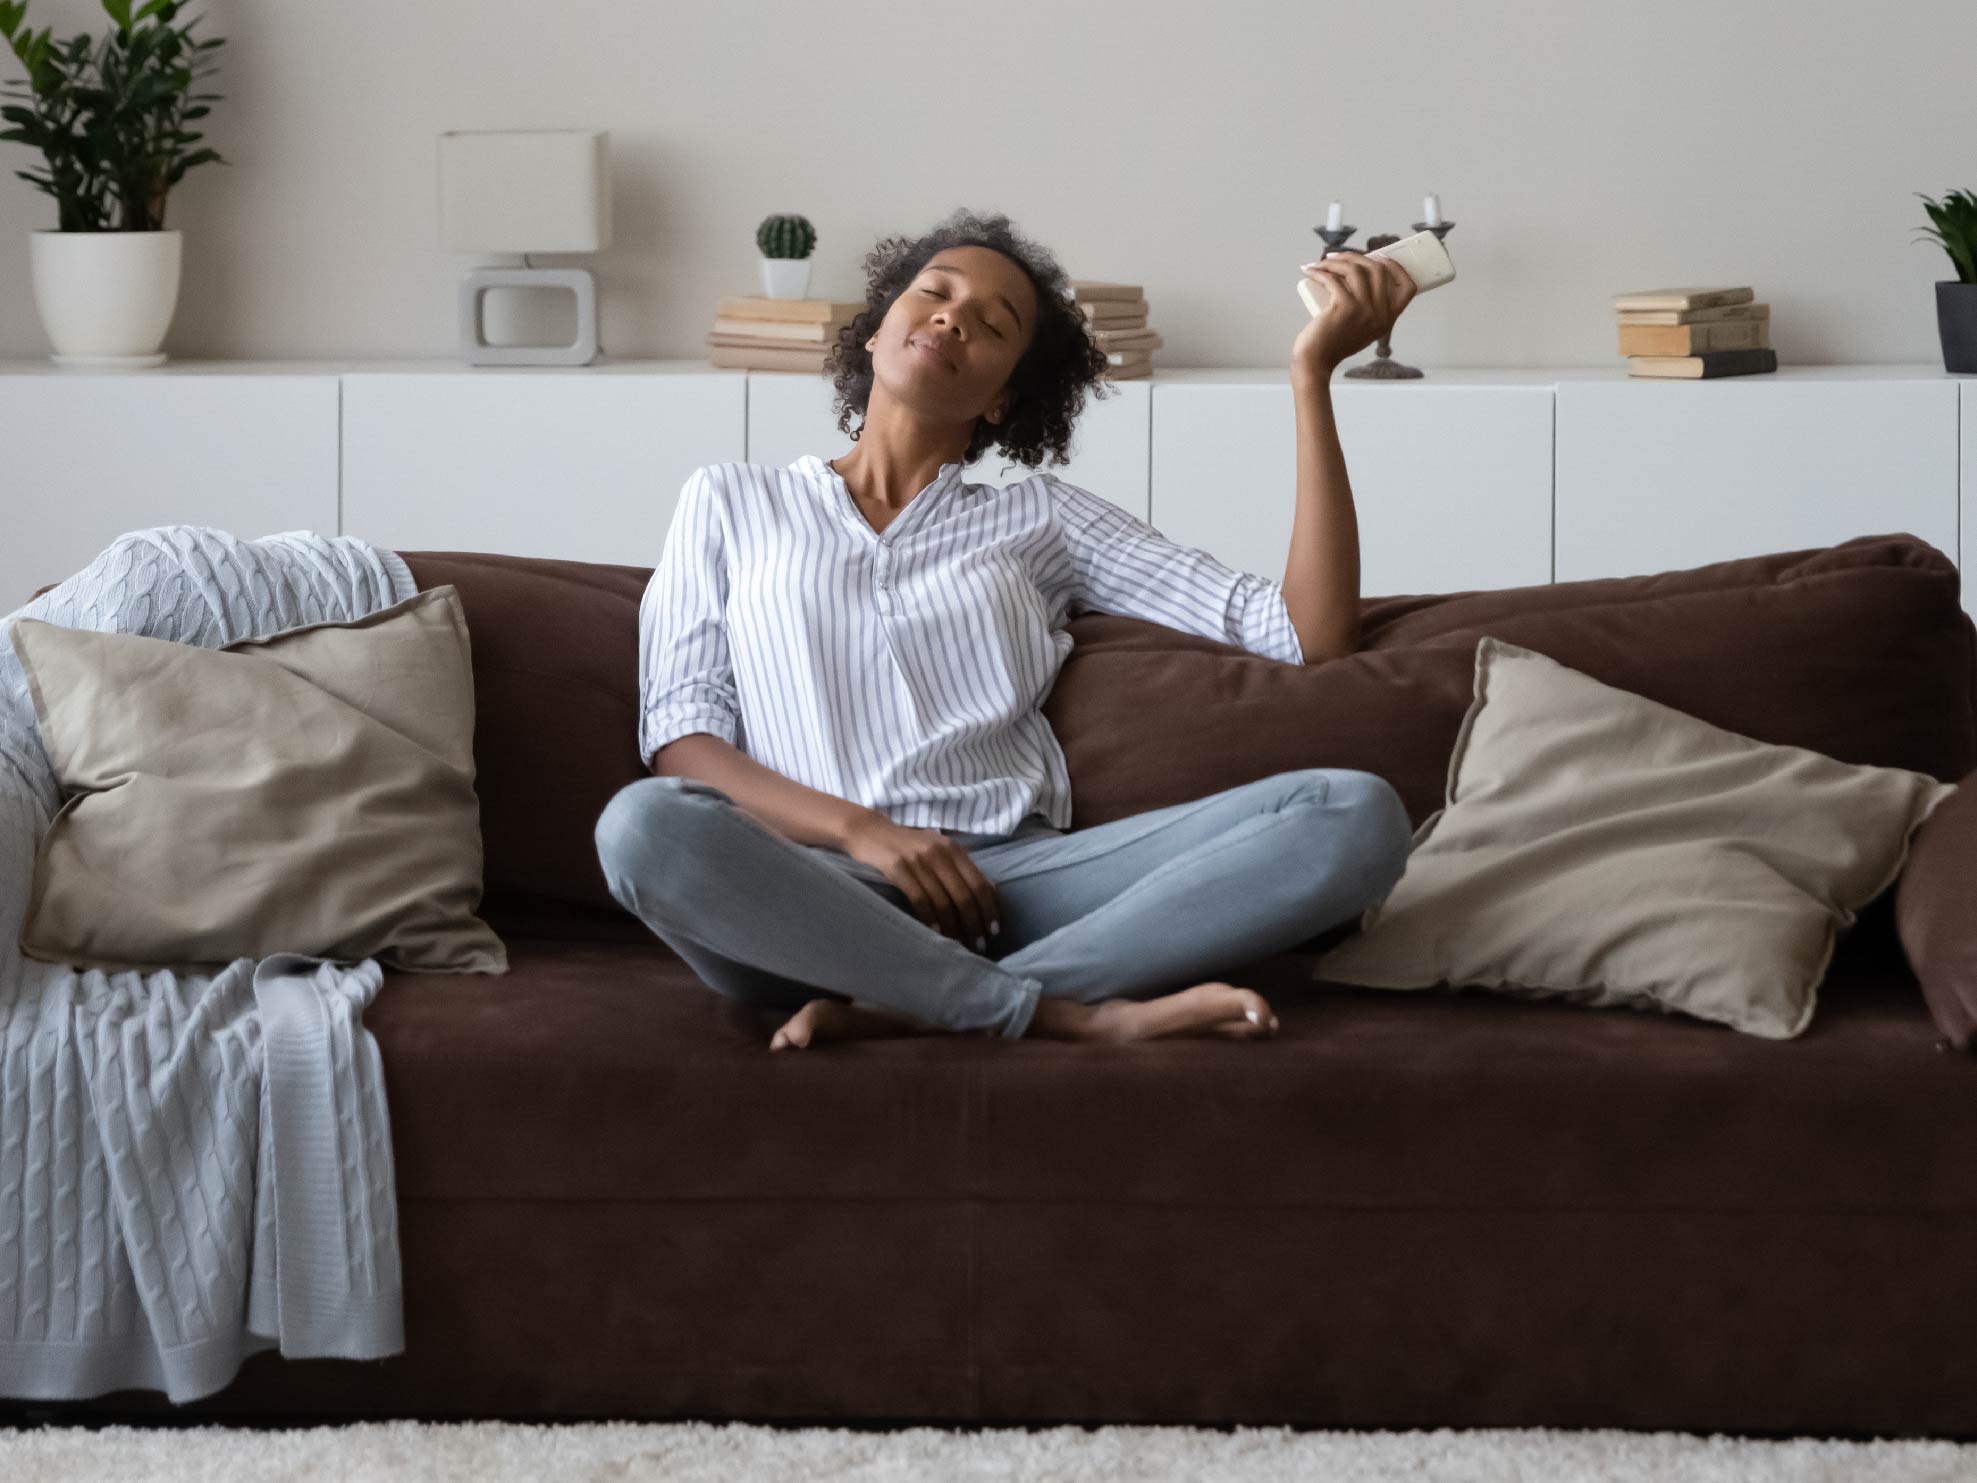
(637, 454, 1305, 836)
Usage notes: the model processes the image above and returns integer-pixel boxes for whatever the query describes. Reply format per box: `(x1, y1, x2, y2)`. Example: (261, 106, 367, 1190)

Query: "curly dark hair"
(823, 207, 1118, 476)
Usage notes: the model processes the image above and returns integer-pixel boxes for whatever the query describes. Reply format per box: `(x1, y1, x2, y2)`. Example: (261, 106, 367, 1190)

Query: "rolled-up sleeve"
(1039, 472, 1305, 664)
(638, 467, 743, 767)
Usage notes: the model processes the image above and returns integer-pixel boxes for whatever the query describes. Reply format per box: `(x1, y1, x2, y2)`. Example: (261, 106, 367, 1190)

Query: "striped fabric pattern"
(638, 455, 1305, 837)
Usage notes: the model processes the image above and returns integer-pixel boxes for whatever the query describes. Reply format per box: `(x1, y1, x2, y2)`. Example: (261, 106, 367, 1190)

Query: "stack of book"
(706, 297, 865, 372)
(704, 280, 1165, 378)
(1070, 279, 1162, 380)
(1612, 286, 1777, 378)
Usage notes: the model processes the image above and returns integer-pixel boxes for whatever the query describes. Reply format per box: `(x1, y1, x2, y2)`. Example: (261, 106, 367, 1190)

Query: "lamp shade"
(438, 129, 612, 253)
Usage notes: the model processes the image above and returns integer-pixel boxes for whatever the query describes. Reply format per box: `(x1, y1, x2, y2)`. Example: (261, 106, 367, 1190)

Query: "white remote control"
(1298, 229, 1456, 316)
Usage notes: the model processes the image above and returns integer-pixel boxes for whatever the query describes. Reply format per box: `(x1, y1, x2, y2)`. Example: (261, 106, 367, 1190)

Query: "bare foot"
(770, 997, 937, 1051)
(1028, 982, 1280, 1043)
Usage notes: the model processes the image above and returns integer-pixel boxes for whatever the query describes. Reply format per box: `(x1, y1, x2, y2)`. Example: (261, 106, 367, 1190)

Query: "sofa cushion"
(1310, 636, 1960, 1038)
(399, 534, 1977, 940)
(1047, 534, 1975, 835)
(400, 551, 651, 923)
(1896, 770, 1977, 1051)
(9, 585, 507, 974)
(367, 927, 1977, 1213)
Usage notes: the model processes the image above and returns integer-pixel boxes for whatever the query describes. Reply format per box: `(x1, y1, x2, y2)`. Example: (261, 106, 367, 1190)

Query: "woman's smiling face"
(869, 244, 1039, 425)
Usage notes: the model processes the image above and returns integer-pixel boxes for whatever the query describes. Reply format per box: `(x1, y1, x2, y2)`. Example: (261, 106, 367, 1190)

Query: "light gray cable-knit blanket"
(0, 525, 421, 1404)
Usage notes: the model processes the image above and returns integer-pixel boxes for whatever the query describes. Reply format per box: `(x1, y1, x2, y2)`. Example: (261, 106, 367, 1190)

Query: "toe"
(771, 1008, 813, 1050)
(1237, 990, 1278, 1034)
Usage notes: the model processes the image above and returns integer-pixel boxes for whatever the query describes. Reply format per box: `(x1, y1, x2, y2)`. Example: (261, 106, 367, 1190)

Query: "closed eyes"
(919, 287, 1005, 338)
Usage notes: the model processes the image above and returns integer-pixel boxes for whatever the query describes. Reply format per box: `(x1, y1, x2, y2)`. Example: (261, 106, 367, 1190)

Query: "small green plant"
(0, 0, 226, 232)
(1914, 189, 1977, 285)
(756, 213, 816, 260)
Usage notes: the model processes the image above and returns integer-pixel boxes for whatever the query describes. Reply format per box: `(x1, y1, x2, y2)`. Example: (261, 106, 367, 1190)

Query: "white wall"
(1, 0, 1970, 368)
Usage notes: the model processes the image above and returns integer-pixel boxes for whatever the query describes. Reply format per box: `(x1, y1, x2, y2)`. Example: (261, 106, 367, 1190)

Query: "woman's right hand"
(840, 813, 1001, 952)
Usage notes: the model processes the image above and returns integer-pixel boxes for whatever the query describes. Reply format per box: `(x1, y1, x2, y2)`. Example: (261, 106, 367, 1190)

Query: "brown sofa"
(17, 531, 1977, 1436)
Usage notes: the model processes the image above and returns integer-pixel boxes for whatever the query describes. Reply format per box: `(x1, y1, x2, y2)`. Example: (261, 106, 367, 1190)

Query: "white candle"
(1326, 199, 1343, 232)
(1423, 193, 1442, 227)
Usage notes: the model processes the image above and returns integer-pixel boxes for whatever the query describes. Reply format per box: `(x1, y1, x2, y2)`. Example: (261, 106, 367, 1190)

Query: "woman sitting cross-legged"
(594, 207, 1418, 1050)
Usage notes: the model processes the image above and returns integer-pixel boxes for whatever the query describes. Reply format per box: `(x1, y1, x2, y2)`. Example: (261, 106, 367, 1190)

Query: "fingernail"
(1246, 1008, 1261, 1025)
(975, 937, 986, 952)
(1301, 261, 1321, 269)
(990, 919, 1001, 935)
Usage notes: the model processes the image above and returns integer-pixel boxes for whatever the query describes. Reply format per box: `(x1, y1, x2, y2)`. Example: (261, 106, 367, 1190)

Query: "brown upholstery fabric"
(1897, 769, 1977, 1050)
(1047, 533, 1975, 835)
(67, 926, 1977, 1433)
(368, 933, 1977, 1214)
(400, 551, 651, 921)
(409, 533, 1974, 959)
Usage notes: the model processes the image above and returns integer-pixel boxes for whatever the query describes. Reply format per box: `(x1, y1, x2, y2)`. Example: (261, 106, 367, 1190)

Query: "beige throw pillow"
(9, 584, 507, 975)
(1312, 636, 1959, 1038)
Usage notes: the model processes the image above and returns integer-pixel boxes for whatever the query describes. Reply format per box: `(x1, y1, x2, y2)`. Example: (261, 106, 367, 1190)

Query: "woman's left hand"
(1291, 251, 1418, 381)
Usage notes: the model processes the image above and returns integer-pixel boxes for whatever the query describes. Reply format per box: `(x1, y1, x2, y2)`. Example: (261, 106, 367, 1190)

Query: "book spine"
(1612, 287, 1756, 312)
(1618, 319, 1769, 356)
(1617, 302, 1770, 327)
(1079, 300, 1149, 323)
(716, 297, 860, 323)
(1627, 347, 1779, 378)
(712, 319, 836, 342)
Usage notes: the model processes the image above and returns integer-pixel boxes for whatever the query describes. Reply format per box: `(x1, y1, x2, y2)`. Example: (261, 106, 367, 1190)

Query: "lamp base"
(458, 266, 599, 366)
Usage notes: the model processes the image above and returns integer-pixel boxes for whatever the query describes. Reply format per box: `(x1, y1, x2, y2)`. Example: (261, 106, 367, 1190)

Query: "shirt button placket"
(876, 541, 892, 611)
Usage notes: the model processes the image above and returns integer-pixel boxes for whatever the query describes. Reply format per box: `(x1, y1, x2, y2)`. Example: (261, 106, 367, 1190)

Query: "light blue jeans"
(592, 767, 1414, 1040)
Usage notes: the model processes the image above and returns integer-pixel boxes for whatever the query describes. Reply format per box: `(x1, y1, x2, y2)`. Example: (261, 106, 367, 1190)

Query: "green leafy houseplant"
(0, 0, 227, 232)
(1918, 189, 1977, 373)
(1914, 189, 1976, 284)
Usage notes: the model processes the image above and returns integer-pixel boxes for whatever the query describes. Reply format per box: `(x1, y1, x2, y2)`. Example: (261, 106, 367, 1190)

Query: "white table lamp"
(439, 128, 612, 366)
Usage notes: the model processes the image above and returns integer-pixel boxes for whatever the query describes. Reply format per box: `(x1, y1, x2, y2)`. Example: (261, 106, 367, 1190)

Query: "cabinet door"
(744, 369, 1152, 518)
(1150, 375, 1552, 595)
(340, 363, 745, 563)
(0, 369, 339, 612)
(1556, 376, 1959, 587)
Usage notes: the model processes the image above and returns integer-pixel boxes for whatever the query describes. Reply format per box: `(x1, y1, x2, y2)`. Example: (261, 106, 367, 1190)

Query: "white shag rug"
(4, 1421, 1977, 1482)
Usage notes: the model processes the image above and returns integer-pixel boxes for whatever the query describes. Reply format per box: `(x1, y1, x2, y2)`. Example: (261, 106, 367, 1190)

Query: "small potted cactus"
(756, 212, 815, 299)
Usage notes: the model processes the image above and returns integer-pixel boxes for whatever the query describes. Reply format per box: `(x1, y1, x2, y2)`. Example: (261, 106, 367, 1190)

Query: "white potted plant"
(0, 0, 227, 367)
(756, 213, 815, 299)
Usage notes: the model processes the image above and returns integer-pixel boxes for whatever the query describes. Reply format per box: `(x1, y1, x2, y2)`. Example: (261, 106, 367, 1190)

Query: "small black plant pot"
(1938, 281, 1977, 373)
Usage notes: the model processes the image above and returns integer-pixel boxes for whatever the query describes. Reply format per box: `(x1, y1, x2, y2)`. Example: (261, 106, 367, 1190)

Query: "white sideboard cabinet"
(1150, 369, 1556, 598)
(1555, 366, 1960, 588)
(2, 359, 1968, 626)
(0, 361, 343, 609)
(339, 360, 745, 565)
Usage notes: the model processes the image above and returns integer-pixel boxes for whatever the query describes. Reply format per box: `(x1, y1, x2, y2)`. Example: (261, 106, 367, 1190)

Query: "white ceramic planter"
(757, 256, 812, 299)
(28, 228, 183, 367)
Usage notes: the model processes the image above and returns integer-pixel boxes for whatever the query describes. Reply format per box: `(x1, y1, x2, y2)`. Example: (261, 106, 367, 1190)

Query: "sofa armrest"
(1896, 769, 1977, 1052)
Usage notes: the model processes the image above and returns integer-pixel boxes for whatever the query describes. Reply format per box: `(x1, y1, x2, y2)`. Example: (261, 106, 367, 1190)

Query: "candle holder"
(1314, 224, 1357, 257)
(1332, 219, 1455, 382)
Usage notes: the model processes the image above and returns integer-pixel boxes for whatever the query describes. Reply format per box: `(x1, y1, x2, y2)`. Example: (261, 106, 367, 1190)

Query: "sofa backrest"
(402, 533, 1977, 941)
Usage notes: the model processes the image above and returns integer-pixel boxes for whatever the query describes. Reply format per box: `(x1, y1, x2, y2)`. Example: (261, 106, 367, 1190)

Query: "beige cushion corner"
(1312, 635, 1959, 1039)
(9, 584, 508, 976)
